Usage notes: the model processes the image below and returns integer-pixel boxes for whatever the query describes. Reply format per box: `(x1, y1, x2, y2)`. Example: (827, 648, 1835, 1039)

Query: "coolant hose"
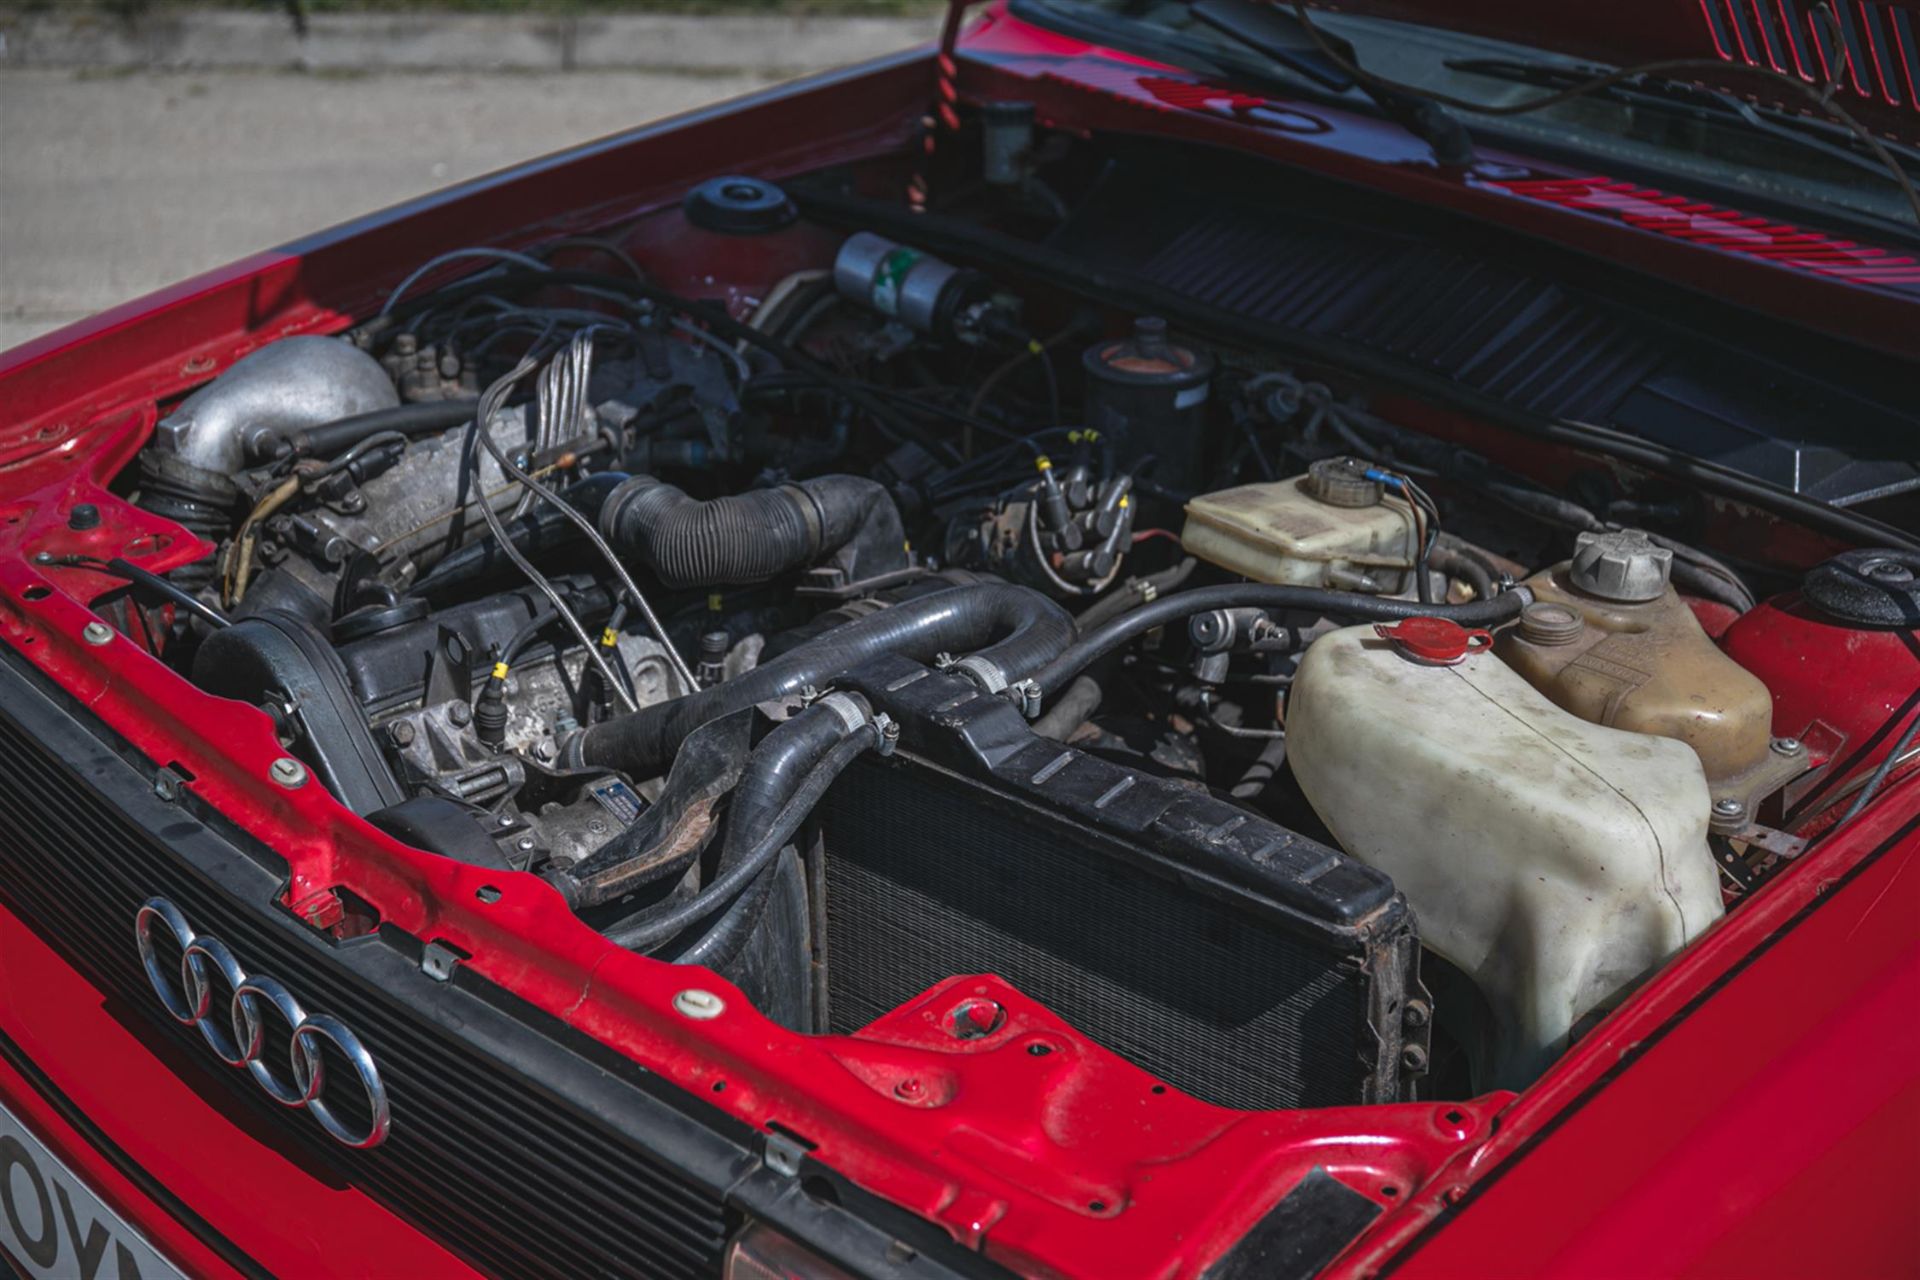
(1028, 583, 1532, 707)
(597, 473, 904, 590)
(607, 698, 876, 953)
(568, 583, 1073, 778)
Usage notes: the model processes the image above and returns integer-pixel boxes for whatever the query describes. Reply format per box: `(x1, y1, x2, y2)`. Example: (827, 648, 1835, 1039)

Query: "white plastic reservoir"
(1287, 620, 1724, 1087)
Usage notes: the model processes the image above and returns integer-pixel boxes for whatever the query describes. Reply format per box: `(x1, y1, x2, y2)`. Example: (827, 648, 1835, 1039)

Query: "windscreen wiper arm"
(1190, 0, 1474, 167)
(1450, 56, 1920, 180)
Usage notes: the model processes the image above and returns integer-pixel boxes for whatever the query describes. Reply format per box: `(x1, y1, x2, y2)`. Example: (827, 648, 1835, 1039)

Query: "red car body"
(0, 3, 1916, 1276)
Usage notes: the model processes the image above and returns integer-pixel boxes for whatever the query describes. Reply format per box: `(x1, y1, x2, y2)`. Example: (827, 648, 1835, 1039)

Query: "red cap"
(1373, 617, 1493, 666)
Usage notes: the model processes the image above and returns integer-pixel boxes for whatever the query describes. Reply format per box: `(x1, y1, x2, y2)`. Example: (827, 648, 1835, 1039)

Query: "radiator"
(822, 658, 1421, 1111)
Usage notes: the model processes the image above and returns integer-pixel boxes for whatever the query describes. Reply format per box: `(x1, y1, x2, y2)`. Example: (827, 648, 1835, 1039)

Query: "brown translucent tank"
(1497, 545, 1785, 822)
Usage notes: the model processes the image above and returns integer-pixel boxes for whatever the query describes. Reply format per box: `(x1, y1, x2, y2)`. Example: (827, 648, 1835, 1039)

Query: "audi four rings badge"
(134, 897, 390, 1148)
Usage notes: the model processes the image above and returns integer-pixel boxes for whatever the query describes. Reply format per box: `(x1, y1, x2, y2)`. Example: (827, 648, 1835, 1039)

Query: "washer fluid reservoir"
(1181, 457, 1417, 592)
(1287, 617, 1724, 1087)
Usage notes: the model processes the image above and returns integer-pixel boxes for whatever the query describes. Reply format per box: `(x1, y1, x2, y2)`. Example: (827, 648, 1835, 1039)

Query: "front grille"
(820, 759, 1371, 1111)
(0, 654, 734, 1279)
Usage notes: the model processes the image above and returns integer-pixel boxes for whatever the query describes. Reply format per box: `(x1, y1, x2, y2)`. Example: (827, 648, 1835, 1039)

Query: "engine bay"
(66, 115, 1920, 1115)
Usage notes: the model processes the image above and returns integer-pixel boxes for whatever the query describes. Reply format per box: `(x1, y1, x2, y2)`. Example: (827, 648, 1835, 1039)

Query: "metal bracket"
(763, 1130, 809, 1178)
(421, 940, 464, 983)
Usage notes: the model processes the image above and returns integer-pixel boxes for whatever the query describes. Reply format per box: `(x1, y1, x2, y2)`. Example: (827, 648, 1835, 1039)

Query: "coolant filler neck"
(1375, 616, 1492, 666)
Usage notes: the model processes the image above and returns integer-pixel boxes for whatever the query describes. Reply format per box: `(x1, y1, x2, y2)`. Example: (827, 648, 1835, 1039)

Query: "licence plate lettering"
(1, 1103, 186, 1280)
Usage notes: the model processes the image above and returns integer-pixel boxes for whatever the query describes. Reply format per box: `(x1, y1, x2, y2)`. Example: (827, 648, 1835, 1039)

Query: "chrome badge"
(134, 897, 390, 1148)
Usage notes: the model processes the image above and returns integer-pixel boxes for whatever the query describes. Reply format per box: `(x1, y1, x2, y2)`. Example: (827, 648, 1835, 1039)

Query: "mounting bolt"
(515, 836, 535, 853)
(447, 701, 472, 728)
(1712, 797, 1743, 818)
(1401, 1043, 1429, 1073)
(673, 989, 725, 1020)
(81, 621, 113, 646)
(1771, 737, 1802, 755)
(388, 720, 416, 747)
(269, 757, 309, 789)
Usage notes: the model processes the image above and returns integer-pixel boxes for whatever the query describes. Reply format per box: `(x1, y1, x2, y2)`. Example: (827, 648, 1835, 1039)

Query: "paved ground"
(0, 11, 943, 353)
(0, 67, 789, 351)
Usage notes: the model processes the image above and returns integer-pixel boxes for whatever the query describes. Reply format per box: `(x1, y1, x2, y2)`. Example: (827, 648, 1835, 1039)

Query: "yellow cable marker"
(491, 661, 510, 680)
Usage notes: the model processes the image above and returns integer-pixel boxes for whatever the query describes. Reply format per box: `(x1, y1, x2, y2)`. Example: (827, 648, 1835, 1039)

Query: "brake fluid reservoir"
(1287, 617, 1723, 1087)
(1181, 457, 1418, 592)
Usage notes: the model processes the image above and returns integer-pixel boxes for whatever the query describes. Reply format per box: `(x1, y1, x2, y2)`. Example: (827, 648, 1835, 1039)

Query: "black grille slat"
(0, 680, 733, 1279)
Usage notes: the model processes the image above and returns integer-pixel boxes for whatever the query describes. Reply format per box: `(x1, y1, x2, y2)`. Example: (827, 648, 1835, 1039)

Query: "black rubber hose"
(667, 698, 868, 967)
(1032, 675, 1103, 741)
(598, 473, 904, 590)
(1072, 557, 1199, 632)
(1231, 734, 1289, 801)
(267, 399, 480, 462)
(1429, 539, 1498, 602)
(569, 583, 1072, 779)
(608, 705, 874, 952)
(1030, 584, 1531, 704)
(98, 557, 231, 630)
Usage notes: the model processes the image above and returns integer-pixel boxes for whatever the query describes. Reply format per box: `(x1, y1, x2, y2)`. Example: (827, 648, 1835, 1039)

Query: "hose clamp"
(1007, 679, 1042, 719)
(783, 483, 825, 556)
(815, 691, 870, 735)
(950, 655, 1008, 694)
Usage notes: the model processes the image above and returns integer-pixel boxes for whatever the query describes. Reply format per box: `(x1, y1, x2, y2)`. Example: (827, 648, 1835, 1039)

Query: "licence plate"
(0, 1096, 189, 1280)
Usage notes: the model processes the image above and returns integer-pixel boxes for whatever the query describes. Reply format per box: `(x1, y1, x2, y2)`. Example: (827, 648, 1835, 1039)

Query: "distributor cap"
(1568, 529, 1672, 603)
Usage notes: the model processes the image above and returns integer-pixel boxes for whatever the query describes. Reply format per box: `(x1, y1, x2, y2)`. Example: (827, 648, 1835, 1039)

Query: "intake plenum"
(596, 473, 906, 590)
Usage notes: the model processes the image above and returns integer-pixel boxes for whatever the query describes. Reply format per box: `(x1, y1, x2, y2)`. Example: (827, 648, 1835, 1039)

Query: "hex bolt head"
(388, 720, 417, 747)
(447, 701, 473, 727)
(1712, 797, 1743, 818)
(673, 989, 726, 1020)
(81, 621, 114, 646)
(1771, 737, 1802, 755)
(269, 757, 309, 789)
